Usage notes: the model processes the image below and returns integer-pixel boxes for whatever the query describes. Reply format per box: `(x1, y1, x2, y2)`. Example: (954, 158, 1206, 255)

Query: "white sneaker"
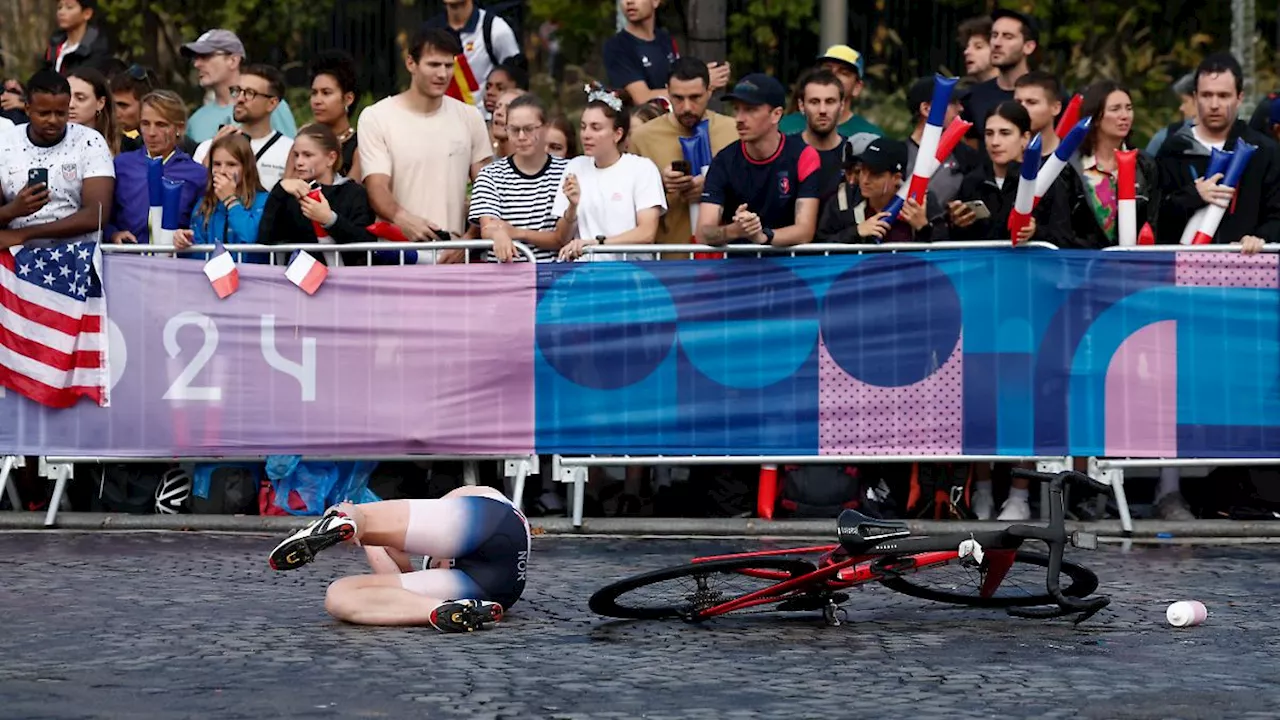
(997, 496, 1031, 521)
(972, 487, 994, 520)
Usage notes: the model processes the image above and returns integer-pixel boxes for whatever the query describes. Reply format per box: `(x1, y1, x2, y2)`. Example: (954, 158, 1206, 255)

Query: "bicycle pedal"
(1071, 531, 1098, 550)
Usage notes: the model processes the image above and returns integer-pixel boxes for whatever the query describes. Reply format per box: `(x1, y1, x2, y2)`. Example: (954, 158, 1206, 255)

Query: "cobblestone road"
(2, 532, 1277, 719)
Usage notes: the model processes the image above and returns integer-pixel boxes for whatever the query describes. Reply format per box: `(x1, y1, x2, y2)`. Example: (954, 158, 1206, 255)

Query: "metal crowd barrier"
(0, 240, 543, 525)
(10, 240, 1277, 530)
(101, 239, 540, 265)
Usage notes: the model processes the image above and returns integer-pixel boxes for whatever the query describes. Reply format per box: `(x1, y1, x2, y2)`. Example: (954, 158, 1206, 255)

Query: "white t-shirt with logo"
(551, 153, 666, 261)
(194, 131, 294, 190)
(0, 123, 115, 243)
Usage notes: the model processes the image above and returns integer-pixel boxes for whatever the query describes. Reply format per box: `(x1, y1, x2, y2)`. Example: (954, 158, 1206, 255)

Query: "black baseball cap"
(723, 74, 787, 109)
(906, 76, 969, 119)
(859, 138, 908, 174)
(990, 8, 1041, 43)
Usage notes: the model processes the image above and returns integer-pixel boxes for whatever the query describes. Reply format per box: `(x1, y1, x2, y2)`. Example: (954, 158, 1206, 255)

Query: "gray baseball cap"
(181, 29, 246, 58)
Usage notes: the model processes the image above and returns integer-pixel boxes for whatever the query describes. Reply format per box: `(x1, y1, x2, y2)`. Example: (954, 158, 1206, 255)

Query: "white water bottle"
(1166, 601, 1207, 627)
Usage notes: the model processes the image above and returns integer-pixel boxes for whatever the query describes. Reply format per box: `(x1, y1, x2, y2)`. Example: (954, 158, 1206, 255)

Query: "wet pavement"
(1, 532, 1277, 719)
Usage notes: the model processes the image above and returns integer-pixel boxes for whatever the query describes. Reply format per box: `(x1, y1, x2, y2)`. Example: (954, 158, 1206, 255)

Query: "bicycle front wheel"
(589, 557, 817, 620)
(878, 550, 1099, 608)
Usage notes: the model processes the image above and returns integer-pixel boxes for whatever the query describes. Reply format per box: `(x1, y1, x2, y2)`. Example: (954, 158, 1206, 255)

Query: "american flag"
(0, 240, 108, 408)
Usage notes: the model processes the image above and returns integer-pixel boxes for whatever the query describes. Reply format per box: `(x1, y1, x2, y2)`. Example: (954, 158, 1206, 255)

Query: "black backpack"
(778, 465, 863, 519)
(92, 464, 169, 514)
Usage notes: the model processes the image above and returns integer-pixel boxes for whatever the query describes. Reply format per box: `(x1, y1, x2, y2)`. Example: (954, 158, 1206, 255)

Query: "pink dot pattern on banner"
(818, 335, 963, 455)
(1174, 252, 1278, 289)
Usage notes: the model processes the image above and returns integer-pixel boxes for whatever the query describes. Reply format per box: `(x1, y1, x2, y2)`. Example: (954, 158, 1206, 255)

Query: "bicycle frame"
(681, 469, 1111, 623)
(688, 533, 1027, 618)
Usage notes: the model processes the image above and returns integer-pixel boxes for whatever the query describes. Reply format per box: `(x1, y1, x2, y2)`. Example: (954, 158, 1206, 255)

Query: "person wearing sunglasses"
(179, 29, 297, 144)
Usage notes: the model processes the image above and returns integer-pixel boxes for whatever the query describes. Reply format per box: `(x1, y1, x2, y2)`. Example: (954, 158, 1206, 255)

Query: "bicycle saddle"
(836, 509, 910, 555)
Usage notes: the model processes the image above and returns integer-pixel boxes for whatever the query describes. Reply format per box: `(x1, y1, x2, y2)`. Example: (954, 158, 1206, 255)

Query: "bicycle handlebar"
(1004, 468, 1113, 623)
(1010, 468, 1112, 496)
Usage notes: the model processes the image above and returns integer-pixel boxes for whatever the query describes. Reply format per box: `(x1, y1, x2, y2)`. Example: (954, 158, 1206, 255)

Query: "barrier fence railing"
(8, 240, 1280, 532)
(101, 239, 540, 265)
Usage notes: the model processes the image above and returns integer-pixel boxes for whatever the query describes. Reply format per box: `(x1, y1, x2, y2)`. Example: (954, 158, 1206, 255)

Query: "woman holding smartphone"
(174, 133, 268, 262)
(948, 101, 1069, 245)
(553, 85, 666, 261)
(258, 123, 376, 267)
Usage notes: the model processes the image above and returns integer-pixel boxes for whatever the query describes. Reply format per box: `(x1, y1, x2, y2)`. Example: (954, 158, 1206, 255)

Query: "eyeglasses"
(126, 64, 153, 81)
(229, 86, 276, 102)
(508, 124, 543, 137)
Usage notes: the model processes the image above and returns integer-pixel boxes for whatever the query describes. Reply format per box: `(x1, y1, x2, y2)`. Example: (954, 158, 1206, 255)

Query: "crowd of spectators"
(3, 0, 1280, 521)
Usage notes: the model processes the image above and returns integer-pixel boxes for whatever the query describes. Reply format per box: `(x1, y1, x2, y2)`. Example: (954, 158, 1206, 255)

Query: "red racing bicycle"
(590, 469, 1111, 626)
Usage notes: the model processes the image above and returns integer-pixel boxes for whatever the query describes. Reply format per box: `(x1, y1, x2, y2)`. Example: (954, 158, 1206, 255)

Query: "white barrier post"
(503, 455, 538, 512)
(39, 459, 73, 526)
(0, 455, 23, 510)
(1089, 456, 1132, 535)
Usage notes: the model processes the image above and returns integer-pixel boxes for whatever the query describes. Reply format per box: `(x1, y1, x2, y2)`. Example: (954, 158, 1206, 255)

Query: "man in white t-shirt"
(193, 64, 293, 190)
(360, 27, 492, 263)
(426, 0, 521, 117)
(0, 70, 115, 250)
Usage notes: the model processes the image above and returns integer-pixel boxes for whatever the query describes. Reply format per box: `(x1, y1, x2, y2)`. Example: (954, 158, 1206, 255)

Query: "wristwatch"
(594, 235, 606, 245)
(762, 227, 775, 245)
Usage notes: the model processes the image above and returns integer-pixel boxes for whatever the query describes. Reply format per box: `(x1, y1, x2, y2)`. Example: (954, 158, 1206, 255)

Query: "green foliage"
(97, 0, 338, 97)
(725, 0, 820, 75)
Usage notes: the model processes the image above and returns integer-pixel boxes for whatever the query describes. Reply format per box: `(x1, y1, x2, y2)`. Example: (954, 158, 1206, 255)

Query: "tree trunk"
(686, 0, 728, 65)
(1, 0, 53, 80)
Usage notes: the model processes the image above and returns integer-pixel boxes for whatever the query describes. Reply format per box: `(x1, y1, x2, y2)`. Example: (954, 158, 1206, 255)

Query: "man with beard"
(604, 0, 729, 105)
(779, 46, 881, 138)
(796, 68, 847, 215)
(629, 57, 738, 247)
(905, 76, 977, 205)
(1156, 52, 1280, 253)
(180, 29, 296, 144)
(961, 8, 1038, 142)
(193, 65, 293, 191)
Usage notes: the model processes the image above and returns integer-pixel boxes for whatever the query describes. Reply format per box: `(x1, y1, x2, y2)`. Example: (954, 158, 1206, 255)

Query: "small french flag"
(203, 245, 240, 299)
(285, 250, 328, 295)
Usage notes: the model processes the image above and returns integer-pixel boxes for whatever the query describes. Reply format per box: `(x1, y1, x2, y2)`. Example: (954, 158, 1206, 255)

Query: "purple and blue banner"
(2, 250, 1279, 459)
(535, 250, 1280, 459)
(0, 255, 536, 456)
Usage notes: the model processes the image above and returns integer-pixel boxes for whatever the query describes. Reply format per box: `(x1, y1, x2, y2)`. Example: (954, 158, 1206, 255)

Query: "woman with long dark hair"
(68, 67, 118, 155)
(1060, 80, 1160, 248)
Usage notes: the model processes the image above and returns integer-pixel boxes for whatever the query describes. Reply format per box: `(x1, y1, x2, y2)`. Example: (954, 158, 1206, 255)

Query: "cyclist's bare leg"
(364, 546, 413, 574)
(325, 573, 447, 625)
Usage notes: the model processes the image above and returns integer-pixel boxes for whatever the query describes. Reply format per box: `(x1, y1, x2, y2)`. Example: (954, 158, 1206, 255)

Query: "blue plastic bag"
(264, 455, 381, 515)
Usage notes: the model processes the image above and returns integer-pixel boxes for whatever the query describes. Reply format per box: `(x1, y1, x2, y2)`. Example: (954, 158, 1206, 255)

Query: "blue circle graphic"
(669, 260, 819, 388)
(536, 263, 677, 390)
(821, 255, 961, 387)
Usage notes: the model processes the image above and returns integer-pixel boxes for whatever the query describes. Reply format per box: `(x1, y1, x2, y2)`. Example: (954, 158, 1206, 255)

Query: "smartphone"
(27, 168, 48, 190)
(670, 160, 691, 175)
(965, 199, 991, 221)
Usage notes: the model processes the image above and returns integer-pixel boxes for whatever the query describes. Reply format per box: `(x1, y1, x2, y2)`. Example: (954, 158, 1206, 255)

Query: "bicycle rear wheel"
(589, 557, 817, 620)
(878, 550, 1099, 608)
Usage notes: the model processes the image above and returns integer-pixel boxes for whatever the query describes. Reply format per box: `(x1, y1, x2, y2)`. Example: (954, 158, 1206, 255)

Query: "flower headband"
(584, 83, 623, 112)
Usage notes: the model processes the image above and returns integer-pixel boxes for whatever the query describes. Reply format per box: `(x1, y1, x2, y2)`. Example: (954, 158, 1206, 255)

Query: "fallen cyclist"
(268, 486, 531, 633)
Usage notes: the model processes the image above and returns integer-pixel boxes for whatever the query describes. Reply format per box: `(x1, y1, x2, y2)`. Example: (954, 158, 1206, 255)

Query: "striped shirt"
(469, 154, 568, 262)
